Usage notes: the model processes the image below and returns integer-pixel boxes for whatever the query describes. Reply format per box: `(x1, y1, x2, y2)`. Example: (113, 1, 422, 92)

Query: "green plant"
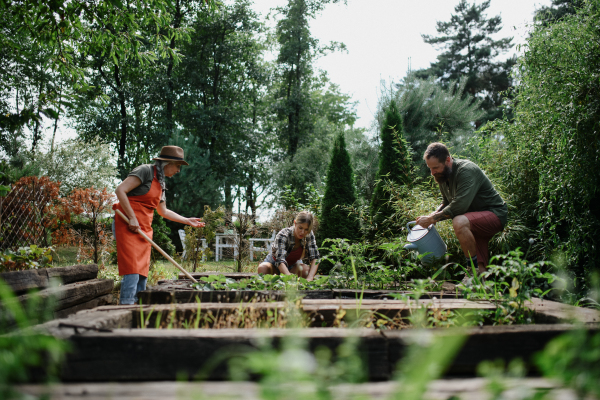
(0, 245, 54, 273)
(370, 99, 413, 233)
(0, 278, 69, 399)
(228, 335, 366, 400)
(392, 331, 467, 400)
(457, 249, 558, 324)
(184, 205, 225, 272)
(319, 238, 394, 287)
(536, 329, 600, 398)
(320, 131, 361, 244)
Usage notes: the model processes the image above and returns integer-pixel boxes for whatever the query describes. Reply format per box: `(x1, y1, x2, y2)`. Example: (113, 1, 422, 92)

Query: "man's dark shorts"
(465, 211, 503, 267)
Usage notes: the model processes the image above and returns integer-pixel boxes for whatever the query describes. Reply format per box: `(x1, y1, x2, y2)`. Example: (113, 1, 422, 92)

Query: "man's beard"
(434, 165, 452, 183)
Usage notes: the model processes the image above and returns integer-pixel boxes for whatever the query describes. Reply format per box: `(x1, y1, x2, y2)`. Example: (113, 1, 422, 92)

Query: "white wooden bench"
(249, 231, 276, 261)
(178, 229, 207, 260)
(214, 231, 238, 262)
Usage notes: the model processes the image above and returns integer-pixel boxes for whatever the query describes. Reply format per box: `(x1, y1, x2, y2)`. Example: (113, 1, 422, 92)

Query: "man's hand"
(416, 212, 450, 228)
(416, 215, 434, 228)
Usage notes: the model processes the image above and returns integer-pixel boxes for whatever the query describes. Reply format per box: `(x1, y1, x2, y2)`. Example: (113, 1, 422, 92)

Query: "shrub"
(0, 246, 54, 273)
(320, 131, 360, 244)
(370, 100, 413, 236)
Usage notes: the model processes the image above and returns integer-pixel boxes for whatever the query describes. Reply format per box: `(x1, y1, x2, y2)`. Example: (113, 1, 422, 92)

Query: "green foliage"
(534, 0, 584, 25)
(272, 137, 332, 207)
(150, 210, 176, 267)
(536, 329, 600, 398)
(487, 0, 600, 279)
(457, 249, 559, 325)
(184, 205, 225, 272)
(0, 0, 207, 137)
(279, 184, 323, 220)
(228, 336, 365, 399)
(415, 0, 515, 124)
(370, 100, 413, 233)
(35, 138, 118, 196)
(384, 73, 484, 175)
(320, 131, 360, 243)
(392, 333, 467, 400)
(319, 238, 406, 288)
(0, 278, 69, 399)
(271, 77, 358, 203)
(0, 246, 54, 273)
(345, 128, 379, 206)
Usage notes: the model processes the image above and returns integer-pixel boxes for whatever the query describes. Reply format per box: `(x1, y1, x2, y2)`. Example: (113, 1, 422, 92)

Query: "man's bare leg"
(452, 215, 485, 273)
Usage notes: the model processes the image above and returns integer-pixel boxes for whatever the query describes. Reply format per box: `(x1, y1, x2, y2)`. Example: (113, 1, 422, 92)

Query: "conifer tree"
(370, 100, 412, 229)
(320, 131, 360, 242)
(415, 0, 514, 125)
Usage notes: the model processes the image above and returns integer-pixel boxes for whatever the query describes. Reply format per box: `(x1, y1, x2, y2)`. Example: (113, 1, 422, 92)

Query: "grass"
(50, 245, 257, 281)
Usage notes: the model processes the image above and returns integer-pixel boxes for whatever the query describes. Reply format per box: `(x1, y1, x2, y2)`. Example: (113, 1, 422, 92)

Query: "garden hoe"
(115, 209, 198, 283)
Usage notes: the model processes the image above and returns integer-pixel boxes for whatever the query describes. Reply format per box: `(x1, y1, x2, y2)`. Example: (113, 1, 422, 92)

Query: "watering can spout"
(404, 243, 418, 251)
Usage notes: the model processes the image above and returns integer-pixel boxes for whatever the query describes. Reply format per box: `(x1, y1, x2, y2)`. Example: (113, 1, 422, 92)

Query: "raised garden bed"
(1, 264, 114, 318)
(34, 294, 600, 382)
(37, 305, 599, 381)
(143, 279, 457, 304)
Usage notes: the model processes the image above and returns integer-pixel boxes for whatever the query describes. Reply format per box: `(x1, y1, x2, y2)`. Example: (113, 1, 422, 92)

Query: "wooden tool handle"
(115, 209, 198, 283)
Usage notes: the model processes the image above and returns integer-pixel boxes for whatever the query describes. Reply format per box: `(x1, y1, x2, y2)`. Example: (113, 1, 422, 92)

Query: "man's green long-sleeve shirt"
(438, 158, 508, 227)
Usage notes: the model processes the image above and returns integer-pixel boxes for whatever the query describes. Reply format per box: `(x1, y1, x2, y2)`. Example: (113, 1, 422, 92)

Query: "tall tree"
(415, 0, 514, 125)
(380, 73, 484, 175)
(370, 100, 412, 230)
(271, 75, 358, 205)
(174, 0, 271, 213)
(534, 0, 584, 25)
(272, 0, 346, 159)
(0, 0, 201, 135)
(320, 130, 360, 243)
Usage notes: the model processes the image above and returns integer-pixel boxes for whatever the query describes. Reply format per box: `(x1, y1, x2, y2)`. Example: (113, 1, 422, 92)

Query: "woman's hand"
(186, 218, 205, 228)
(128, 216, 141, 232)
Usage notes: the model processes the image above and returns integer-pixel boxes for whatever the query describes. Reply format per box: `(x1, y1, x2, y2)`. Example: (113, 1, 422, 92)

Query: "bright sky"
(253, 0, 552, 131)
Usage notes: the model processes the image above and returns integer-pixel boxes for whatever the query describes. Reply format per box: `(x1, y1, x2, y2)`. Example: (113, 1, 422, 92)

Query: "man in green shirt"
(416, 143, 507, 273)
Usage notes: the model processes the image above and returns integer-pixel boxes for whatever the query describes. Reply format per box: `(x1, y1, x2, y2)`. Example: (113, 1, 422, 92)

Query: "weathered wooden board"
(139, 289, 287, 304)
(526, 297, 600, 324)
(174, 272, 257, 281)
(386, 324, 600, 376)
(52, 323, 599, 382)
(36, 308, 133, 339)
(332, 289, 460, 299)
(0, 264, 98, 293)
(16, 278, 114, 311)
(54, 294, 114, 319)
(59, 328, 388, 381)
(143, 281, 458, 304)
(15, 378, 581, 400)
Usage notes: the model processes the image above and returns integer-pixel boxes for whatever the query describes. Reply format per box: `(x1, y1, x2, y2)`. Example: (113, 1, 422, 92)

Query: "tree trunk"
(114, 64, 128, 179)
(165, 0, 183, 138)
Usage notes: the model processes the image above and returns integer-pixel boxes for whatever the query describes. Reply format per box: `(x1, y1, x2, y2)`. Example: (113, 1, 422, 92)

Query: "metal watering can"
(403, 221, 447, 266)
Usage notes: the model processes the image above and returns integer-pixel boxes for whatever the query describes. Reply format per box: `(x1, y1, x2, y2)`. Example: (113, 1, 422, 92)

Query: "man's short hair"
(424, 142, 450, 163)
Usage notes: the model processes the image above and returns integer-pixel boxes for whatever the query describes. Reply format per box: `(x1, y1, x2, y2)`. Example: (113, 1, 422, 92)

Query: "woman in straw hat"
(113, 145, 205, 305)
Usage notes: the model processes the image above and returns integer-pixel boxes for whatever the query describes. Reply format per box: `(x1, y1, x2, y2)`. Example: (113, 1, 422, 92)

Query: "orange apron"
(112, 168, 162, 277)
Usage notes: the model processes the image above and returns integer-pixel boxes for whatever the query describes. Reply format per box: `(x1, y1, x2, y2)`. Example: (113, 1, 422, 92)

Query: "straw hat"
(153, 146, 189, 166)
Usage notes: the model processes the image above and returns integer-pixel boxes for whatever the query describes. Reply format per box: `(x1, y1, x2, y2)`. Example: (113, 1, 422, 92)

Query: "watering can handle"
(407, 220, 432, 231)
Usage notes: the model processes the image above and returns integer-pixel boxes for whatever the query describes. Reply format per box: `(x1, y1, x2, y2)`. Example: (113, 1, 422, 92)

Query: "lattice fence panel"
(0, 180, 55, 251)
